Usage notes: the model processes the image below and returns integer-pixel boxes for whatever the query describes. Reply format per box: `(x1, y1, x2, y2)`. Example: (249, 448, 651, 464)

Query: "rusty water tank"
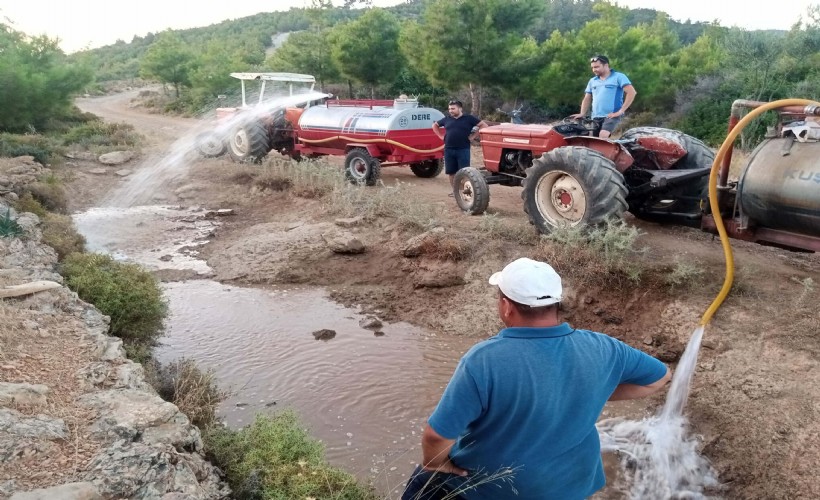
(738, 138, 820, 235)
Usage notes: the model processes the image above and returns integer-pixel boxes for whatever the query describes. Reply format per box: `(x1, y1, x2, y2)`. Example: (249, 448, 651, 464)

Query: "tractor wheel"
(228, 122, 269, 163)
(522, 146, 628, 233)
(453, 167, 490, 215)
(620, 127, 715, 170)
(195, 132, 226, 158)
(345, 148, 381, 186)
(410, 159, 444, 178)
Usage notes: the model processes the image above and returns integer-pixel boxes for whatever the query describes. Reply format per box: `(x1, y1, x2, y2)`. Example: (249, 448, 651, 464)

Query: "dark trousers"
(401, 465, 467, 500)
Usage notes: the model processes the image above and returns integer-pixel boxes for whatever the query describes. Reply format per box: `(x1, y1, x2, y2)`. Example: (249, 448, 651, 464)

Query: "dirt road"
(73, 91, 820, 499)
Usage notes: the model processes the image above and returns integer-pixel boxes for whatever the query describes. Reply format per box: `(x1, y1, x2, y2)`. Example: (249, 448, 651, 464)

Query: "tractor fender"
(563, 137, 634, 172)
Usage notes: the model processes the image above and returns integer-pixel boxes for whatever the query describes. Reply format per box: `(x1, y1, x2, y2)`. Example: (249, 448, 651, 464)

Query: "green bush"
(62, 121, 141, 149)
(60, 253, 167, 351)
(0, 134, 59, 165)
(205, 411, 377, 500)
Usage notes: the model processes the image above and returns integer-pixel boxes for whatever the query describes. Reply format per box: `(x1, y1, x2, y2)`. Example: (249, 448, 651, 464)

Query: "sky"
(0, 0, 816, 54)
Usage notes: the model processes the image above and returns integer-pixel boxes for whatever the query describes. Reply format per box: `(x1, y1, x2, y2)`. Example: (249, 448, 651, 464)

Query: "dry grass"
(476, 213, 541, 246)
(328, 180, 442, 231)
(416, 235, 471, 261)
(145, 358, 226, 429)
(0, 303, 24, 361)
(41, 213, 86, 260)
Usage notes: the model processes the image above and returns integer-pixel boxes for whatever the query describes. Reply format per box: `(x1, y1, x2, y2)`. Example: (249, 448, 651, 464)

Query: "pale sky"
(0, 0, 816, 54)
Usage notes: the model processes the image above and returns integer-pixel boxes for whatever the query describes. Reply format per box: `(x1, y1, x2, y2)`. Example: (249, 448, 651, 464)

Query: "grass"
(60, 252, 167, 360)
(664, 259, 706, 290)
(476, 213, 541, 246)
(414, 234, 471, 261)
(145, 358, 226, 429)
(61, 121, 141, 150)
(204, 410, 378, 500)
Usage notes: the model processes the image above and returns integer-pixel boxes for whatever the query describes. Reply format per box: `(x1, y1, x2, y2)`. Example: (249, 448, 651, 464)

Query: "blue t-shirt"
(585, 71, 632, 118)
(436, 114, 481, 149)
(427, 323, 667, 500)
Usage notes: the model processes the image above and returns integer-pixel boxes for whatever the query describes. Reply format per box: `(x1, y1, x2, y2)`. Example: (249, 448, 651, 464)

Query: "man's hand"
(421, 426, 469, 476)
(570, 113, 585, 120)
(606, 110, 624, 119)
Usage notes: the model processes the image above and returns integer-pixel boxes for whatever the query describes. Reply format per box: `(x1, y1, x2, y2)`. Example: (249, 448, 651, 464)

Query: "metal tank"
(738, 138, 820, 235)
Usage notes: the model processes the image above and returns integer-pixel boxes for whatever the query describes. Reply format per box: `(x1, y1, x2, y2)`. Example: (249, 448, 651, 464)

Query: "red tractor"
(197, 73, 445, 185)
(453, 118, 715, 233)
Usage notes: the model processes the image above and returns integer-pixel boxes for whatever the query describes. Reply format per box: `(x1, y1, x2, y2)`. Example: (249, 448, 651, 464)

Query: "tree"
(140, 31, 196, 98)
(331, 9, 404, 98)
(267, 29, 340, 89)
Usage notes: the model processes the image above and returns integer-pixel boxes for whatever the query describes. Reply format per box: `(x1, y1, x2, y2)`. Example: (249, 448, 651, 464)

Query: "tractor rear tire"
(453, 167, 490, 215)
(522, 146, 628, 233)
(410, 159, 444, 178)
(195, 132, 226, 158)
(228, 122, 269, 163)
(620, 127, 715, 170)
(345, 148, 381, 186)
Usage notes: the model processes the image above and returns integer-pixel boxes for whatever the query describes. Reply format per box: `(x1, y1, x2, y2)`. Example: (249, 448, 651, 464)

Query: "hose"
(298, 135, 444, 154)
(699, 98, 820, 326)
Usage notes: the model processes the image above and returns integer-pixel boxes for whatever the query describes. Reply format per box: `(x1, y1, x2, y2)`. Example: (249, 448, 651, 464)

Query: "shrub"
(40, 213, 86, 260)
(12, 193, 47, 218)
(476, 213, 541, 245)
(664, 260, 706, 290)
(60, 253, 167, 351)
(0, 133, 60, 165)
(146, 358, 226, 428)
(204, 411, 377, 500)
(24, 181, 68, 214)
(61, 121, 141, 149)
(0, 208, 24, 238)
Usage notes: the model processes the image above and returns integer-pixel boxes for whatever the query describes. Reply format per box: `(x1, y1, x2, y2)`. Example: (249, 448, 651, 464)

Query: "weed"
(40, 213, 86, 260)
(25, 181, 68, 213)
(0, 208, 24, 238)
(13, 193, 48, 218)
(145, 358, 226, 428)
(204, 411, 378, 499)
(790, 276, 815, 305)
(476, 213, 541, 246)
(664, 260, 706, 290)
(60, 253, 167, 356)
(329, 181, 442, 231)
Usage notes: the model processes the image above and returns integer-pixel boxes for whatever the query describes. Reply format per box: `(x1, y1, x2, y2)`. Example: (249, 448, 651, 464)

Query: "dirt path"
(72, 91, 820, 499)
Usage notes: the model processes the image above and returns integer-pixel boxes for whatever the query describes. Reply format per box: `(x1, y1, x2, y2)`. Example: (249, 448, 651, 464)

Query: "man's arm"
(608, 84, 636, 119)
(432, 122, 445, 141)
(468, 120, 489, 141)
(571, 93, 592, 119)
(421, 425, 468, 476)
(609, 366, 671, 401)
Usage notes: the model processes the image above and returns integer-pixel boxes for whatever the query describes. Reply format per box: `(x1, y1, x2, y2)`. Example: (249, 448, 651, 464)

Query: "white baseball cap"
(488, 258, 562, 307)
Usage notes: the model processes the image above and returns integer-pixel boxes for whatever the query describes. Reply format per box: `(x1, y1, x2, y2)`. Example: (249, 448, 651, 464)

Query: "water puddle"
(152, 280, 473, 496)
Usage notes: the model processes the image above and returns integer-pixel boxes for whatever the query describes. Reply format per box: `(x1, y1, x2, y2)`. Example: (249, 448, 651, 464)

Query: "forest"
(1, 0, 818, 146)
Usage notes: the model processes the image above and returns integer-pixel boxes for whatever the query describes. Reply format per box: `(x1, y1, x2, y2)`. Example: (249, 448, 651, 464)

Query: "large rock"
(402, 227, 446, 257)
(0, 409, 68, 463)
(0, 383, 50, 407)
(97, 151, 135, 165)
(322, 231, 365, 254)
(10, 482, 102, 500)
(78, 389, 189, 444)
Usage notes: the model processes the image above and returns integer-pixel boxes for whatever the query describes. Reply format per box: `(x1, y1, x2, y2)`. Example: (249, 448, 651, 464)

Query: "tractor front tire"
(345, 148, 381, 186)
(453, 167, 490, 215)
(522, 146, 628, 233)
(410, 159, 444, 178)
(228, 122, 269, 163)
(195, 132, 226, 158)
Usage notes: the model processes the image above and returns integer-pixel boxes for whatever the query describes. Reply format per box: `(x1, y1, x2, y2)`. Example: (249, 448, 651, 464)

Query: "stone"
(402, 230, 439, 258)
(114, 169, 132, 177)
(204, 208, 235, 218)
(359, 316, 383, 330)
(88, 168, 108, 175)
(10, 482, 102, 500)
(322, 231, 365, 254)
(334, 216, 365, 228)
(312, 329, 336, 341)
(79, 389, 189, 442)
(97, 151, 135, 165)
(642, 335, 655, 346)
(0, 383, 50, 407)
(14, 213, 40, 232)
(0, 409, 68, 440)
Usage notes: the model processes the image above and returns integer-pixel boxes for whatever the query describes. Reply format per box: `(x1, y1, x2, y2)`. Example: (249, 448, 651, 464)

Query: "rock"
(322, 231, 365, 254)
(3, 192, 19, 202)
(79, 389, 189, 443)
(0, 280, 61, 299)
(10, 482, 102, 500)
(334, 216, 365, 228)
(0, 409, 67, 440)
(359, 316, 383, 330)
(374, 331, 386, 337)
(402, 230, 440, 257)
(0, 176, 10, 186)
(312, 329, 336, 341)
(14, 213, 40, 232)
(88, 168, 108, 175)
(286, 222, 305, 231)
(642, 335, 655, 346)
(204, 208, 235, 218)
(97, 151, 134, 165)
(1, 480, 16, 497)
(114, 169, 132, 177)
(65, 151, 97, 161)
(0, 382, 50, 407)
(583, 296, 596, 305)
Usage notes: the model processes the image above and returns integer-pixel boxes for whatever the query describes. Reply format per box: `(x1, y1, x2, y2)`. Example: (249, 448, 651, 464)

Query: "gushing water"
(103, 90, 330, 207)
(597, 326, 721, 498)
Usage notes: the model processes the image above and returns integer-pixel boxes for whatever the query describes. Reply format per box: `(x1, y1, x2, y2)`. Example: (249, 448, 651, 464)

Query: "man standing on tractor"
(571, 55, 637, 138)
(433, 99, 488, 194)
(401, 257, 670, 499)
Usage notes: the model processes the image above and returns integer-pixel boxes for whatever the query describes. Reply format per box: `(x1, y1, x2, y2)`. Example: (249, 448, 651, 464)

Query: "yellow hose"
(299, 134, 444, 154)
(699, 98, 819, 326)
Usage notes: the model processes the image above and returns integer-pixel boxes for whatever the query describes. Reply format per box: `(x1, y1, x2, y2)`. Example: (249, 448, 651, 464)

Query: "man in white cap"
(402, 257, 671, 500)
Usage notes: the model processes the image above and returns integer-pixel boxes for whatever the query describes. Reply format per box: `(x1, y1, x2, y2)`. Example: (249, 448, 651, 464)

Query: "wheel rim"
(457, 176, 475, 208)
(231, 129, 249, 155)
(349, 157, 368, 181)
(199, 135, 223, 156)
(535, 171, 587, 226)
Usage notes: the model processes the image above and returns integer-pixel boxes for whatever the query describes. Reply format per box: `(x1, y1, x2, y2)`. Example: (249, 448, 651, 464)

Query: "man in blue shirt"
(571, 55, 637, 138)
(432, 100, 488, 193)
(401, 258, 670, 500)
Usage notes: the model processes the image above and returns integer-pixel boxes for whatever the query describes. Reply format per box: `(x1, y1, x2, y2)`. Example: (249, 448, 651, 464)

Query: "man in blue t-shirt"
(432, 100, 488, 193)
(571, 55, 637, 138)
(401, 258, 670, 500)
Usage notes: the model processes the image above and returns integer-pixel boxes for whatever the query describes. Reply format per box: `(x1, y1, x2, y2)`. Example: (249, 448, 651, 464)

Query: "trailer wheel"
(522, 147, 628, 233)
(410, 159, 444, 178)
(228, 121, 269, 163)
(345, 148, 381, 186)
(453, 167, 490, 215)
(195, 132, 226, 158)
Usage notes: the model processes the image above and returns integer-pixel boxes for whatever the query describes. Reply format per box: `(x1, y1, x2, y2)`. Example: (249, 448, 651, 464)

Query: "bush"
(204, 411, 377, 500)
(61, 121, 141, 149)
(146, 358, 226, 428)
(60, 253, 167, 352)
(0, 207, 24, 238)
(24, 180, 68, 214)
(41, 213, 86, 260)
(0, 134, 60, 165)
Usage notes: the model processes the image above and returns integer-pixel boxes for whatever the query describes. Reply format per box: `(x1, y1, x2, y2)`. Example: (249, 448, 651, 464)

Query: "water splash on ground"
(598, 326, 721, 498)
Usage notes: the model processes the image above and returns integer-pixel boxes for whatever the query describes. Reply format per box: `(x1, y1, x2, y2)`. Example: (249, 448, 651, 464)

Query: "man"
(432, 100, 488, 192)
(571, 55, 637, 138)
(402, 257, 671, 500)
